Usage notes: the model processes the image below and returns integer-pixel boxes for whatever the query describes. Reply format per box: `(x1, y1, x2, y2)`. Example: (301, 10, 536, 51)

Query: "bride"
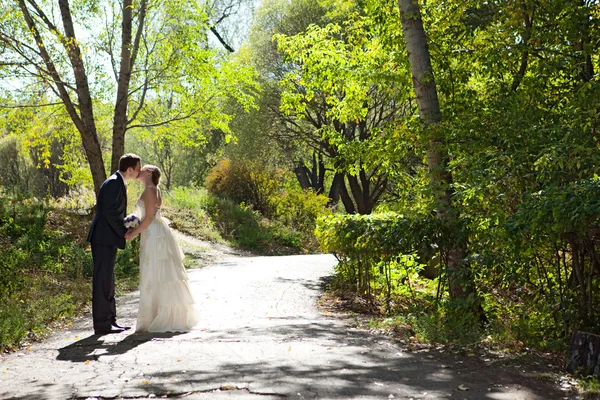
(125, 165, 199, 332)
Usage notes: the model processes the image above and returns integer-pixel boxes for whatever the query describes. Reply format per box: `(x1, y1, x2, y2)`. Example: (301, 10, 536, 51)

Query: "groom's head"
(119, 154, 141, 180)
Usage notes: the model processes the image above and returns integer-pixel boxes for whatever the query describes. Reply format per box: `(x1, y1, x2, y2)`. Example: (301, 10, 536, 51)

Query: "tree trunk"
(111, 0, 133, 172)
(327, 172, 343, 205)
(567, 331, 600, 375)
(58, 0, 106, 191)
(398, 0, 477, 302)
(294, 162, 313, 190)
(338, 175, 356, 214)
(293, 151, 327, 194)
(511, 1, 533, 91)
(111, 0, 147, 172)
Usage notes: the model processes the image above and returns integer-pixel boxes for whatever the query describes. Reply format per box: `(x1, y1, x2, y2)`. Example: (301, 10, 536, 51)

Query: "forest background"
(1, 0, 599, 381)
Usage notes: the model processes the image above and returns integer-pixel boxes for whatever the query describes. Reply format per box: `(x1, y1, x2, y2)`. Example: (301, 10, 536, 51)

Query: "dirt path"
(0, 232, 576, 399)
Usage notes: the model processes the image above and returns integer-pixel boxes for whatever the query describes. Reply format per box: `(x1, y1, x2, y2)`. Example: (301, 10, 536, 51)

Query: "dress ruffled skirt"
(136, 212, 199, 332)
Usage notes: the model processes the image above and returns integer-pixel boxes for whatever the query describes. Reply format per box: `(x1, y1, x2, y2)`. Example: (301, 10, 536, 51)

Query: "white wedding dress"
(135, 197, 200, 332)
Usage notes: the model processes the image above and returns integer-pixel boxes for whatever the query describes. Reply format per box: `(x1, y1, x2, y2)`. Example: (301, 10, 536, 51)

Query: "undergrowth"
(0, 190, 139, 352)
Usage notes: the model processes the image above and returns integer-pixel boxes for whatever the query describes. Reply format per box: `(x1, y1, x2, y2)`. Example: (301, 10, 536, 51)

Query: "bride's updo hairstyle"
(145, 165, 161, 186)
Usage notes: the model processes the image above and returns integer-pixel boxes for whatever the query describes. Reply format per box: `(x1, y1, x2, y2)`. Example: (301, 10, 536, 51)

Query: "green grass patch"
(163, 186, 312, 255)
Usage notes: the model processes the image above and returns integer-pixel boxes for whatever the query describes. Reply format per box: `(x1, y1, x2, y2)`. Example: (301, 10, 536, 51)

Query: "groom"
(87, 154, 141, 335)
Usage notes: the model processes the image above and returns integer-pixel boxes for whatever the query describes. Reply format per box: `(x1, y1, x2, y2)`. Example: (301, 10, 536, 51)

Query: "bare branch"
(26, 0, 61, 34)
(126, 96, 215, 131)
(130, 0, 147, 70)
(210, 27, 234, 52)
(17, 0, 81, 127)
(0, 102, 63, 109)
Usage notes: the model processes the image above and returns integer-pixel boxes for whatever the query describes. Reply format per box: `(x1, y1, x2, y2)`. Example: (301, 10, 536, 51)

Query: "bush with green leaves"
(205, 159, 283, 217)
(467, 178, 600, 350)
(316, 212, 441, 309)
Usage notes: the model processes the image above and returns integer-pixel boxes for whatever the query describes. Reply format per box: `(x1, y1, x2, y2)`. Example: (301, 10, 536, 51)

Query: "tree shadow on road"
(56, 332, 184, 363)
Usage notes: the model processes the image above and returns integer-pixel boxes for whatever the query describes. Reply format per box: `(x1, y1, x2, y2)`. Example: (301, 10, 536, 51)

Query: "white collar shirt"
(116, 171, 127, 188)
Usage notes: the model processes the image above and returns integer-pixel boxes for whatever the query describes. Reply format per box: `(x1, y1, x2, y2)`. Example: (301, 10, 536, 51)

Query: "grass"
(578, 375, 600, 398)
(162, 186, 311, 255)
(322, 272, 542, 352)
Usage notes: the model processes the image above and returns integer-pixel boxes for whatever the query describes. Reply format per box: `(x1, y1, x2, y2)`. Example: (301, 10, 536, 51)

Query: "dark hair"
(145, 165, 161, 186)
(119, 153, 141, 172)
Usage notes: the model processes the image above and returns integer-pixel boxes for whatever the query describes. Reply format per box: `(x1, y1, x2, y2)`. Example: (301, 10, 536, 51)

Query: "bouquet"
(124, 214, 140, 229)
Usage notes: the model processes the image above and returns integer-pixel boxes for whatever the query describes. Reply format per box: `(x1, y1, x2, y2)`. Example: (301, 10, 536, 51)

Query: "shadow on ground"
(56, 332, 185, 363)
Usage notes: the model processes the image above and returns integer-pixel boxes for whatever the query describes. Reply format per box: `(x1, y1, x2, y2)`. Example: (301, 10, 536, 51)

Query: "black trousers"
(91, 243, 118, 330)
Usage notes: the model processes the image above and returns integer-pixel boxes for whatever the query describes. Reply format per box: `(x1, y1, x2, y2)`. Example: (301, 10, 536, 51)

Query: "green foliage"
(577, 375, 600, 397)
(0, 190, 139, 351)
(274, 184, 331, 234)
(0, 193, 89, 350)
(162, 186, 323, 254)
(316, 212, 440, 308)
(1, 1, 260, 192)
(205, 159, 283, 217)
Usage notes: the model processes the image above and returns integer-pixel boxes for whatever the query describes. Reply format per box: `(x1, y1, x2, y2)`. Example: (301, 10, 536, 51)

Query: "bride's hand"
(125, 229, 138, 241)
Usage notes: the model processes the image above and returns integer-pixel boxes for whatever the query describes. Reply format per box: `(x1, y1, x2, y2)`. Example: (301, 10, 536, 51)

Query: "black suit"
(87, 172, 128, 331)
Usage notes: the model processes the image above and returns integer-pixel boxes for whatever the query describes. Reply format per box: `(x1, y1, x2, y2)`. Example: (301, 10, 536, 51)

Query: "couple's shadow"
(56, 331, 184, 363)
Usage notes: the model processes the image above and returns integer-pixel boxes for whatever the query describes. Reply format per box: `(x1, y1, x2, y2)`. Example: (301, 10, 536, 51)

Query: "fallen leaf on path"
(85, 360, 90, 365)
(177, 360, 182, 362)
(141, 380, 149, 385)
(458, 384, 469, 391)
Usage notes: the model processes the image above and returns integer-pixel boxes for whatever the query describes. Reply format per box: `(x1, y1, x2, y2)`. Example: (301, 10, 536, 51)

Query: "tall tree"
(9, 0, 107, 192)
(250, 1, 410, 213)
(397, 0, 477, 301)
(0, 0, 257, 192)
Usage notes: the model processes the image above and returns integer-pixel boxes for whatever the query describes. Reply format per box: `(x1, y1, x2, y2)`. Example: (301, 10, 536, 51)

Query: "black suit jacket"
(87, 173, 128, 249)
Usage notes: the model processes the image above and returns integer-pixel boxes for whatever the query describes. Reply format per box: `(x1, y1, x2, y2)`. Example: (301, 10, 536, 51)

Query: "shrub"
(316, 212, 439, 309)
(274, 186, 331, 233)
(163, 186, 311, 254)
(205, 159, 282, 217)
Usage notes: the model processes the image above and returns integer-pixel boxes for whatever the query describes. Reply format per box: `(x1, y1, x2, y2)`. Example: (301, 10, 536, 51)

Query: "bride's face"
(137, 167, 152, 183)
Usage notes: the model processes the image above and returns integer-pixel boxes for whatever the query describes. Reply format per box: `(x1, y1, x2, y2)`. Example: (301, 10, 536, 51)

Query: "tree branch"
(210, 27, 234, 52)
(0, 102, 63, 109)
(18, 0, 82, 127)
(126, 97, 214, 131)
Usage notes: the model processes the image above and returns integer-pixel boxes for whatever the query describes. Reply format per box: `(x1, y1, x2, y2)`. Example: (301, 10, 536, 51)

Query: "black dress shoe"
(112, 322, 131, 330)
(94, 328, 125, 335)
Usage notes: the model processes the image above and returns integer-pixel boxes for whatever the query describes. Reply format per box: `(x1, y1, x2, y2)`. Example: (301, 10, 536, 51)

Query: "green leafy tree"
(0, 0, 257, 192)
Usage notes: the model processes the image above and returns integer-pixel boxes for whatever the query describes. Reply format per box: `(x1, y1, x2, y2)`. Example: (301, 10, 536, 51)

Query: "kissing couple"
(87, 154, 199, 335)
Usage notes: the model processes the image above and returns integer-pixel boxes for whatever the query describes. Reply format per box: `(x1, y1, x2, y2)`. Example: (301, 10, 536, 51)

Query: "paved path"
(0, 248, 571, 399)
